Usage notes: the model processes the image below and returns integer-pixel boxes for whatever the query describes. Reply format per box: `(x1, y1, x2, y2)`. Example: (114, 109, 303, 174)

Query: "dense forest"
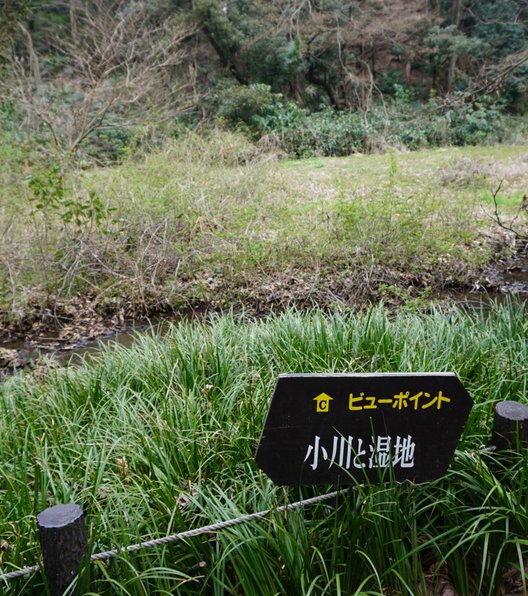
(1, 0, 528, 162)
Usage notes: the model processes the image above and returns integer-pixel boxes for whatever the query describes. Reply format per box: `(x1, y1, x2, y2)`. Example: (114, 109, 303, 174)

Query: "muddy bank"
(0, 294, 180, 376)
(483, 252, 528, 294)
(2, 254, 528, 378)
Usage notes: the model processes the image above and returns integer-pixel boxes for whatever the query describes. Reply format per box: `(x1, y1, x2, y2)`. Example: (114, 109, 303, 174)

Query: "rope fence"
(0, 402, 517, 593)
(0, 488, 347, 585)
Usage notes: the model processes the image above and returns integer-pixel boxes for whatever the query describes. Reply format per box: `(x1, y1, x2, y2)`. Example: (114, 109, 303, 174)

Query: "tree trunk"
(306, 64, 338, 108)
(19, 24, 41, 86)
(70, 0, 79, 43)
(447, 0, 463, 93)
(405, 61, 412, 83)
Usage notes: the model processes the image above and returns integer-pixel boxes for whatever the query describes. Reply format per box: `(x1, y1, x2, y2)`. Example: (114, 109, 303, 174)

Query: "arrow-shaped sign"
(255, 373, 473, 486)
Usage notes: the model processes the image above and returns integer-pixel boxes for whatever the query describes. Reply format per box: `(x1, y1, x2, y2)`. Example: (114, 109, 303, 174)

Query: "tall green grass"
(1, 302, 527, 594)
(2, 136, 528, 325)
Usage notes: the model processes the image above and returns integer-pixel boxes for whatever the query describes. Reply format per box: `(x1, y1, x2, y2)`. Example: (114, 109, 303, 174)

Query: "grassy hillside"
(1, 132, 528, 332)
(1, 304, 527, 593)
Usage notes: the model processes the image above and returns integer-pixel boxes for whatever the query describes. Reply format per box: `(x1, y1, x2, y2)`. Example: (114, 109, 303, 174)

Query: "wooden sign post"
(255, 373, 473, 486)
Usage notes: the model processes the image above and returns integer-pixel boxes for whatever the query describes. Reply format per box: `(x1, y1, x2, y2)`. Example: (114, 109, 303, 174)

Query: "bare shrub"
(440, 157, 491, 187)
(166, 128, 279, 167)
(6, 0, 197, 162)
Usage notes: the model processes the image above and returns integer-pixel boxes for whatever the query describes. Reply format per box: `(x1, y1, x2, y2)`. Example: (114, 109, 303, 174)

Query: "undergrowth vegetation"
(1, 303, 528, 593)
(217, 86, 522, 157)
(1, 131, 527, 330)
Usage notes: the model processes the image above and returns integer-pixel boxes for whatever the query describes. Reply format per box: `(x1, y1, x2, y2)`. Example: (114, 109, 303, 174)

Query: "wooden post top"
(37, 504, 84, 529)
(495, 400, 528, 421)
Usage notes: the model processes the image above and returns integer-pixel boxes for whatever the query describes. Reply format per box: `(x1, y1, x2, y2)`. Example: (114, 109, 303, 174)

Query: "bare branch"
(491, 180, 528, 243)
(467, 49, 528, 101)
(4, 1, 198, 161)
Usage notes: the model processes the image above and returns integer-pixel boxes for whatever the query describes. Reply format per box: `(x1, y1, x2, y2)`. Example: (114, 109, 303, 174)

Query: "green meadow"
(1, 134, 528, 327)
(1, 303, 528, 594)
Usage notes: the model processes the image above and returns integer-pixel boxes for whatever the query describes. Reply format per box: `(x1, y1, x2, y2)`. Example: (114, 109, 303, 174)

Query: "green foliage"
(469, 0, 528, 56)
(194, 0, 294, 88)
(377, 71, 408, 96)
(252, 97, 306, 136)
(1, 0, 526, 168)
(86, 127, 132, 164)
(0, 0, 29, 54)
(2, 304, 528, 592)
(1, 0, 526, 163)
(212, 83, 305, 138)
(195, 0, 243, 58)
(262, 95, 507, 157)
(333, 151, 474, 279)
(213, 83, 279, 130)
(444, 98, 504, 145)
(426, 25, 484, 71)
(189, 0, 528, 114)
(3, 138, 525, 325)
(500, 64, 528, 113)
(280, 108, 368, 157)
(0, 76, 134, 165)
(27, 163, 112, 230)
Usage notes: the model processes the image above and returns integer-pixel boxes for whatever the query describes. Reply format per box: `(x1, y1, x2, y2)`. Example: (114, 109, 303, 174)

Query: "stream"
(2, 254, 528, 379)
(0, 320, 170, 377)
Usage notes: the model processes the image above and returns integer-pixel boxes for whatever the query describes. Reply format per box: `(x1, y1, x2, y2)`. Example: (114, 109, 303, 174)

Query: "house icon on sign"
(313, 393, 333, 413)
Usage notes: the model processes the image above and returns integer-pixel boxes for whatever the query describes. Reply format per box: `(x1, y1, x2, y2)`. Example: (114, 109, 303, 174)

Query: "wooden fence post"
(493, 400, 528, 451)
(37, 503, 88, 596)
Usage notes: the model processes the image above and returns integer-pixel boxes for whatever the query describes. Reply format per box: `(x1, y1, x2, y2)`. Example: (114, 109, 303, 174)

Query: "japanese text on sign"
(256, 373, 474, 485)
(304, 434, 416, 471)
(348, 390, 450, 411)
(312, 390, 451, 413)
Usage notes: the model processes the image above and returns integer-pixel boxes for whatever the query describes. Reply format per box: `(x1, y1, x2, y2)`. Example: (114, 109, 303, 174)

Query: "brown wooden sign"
(255, 373, 473, 486)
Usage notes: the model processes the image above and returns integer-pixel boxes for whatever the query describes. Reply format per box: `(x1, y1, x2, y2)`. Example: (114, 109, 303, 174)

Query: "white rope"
(0, 488, 347, 582)
(0, 564, 40, 582)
